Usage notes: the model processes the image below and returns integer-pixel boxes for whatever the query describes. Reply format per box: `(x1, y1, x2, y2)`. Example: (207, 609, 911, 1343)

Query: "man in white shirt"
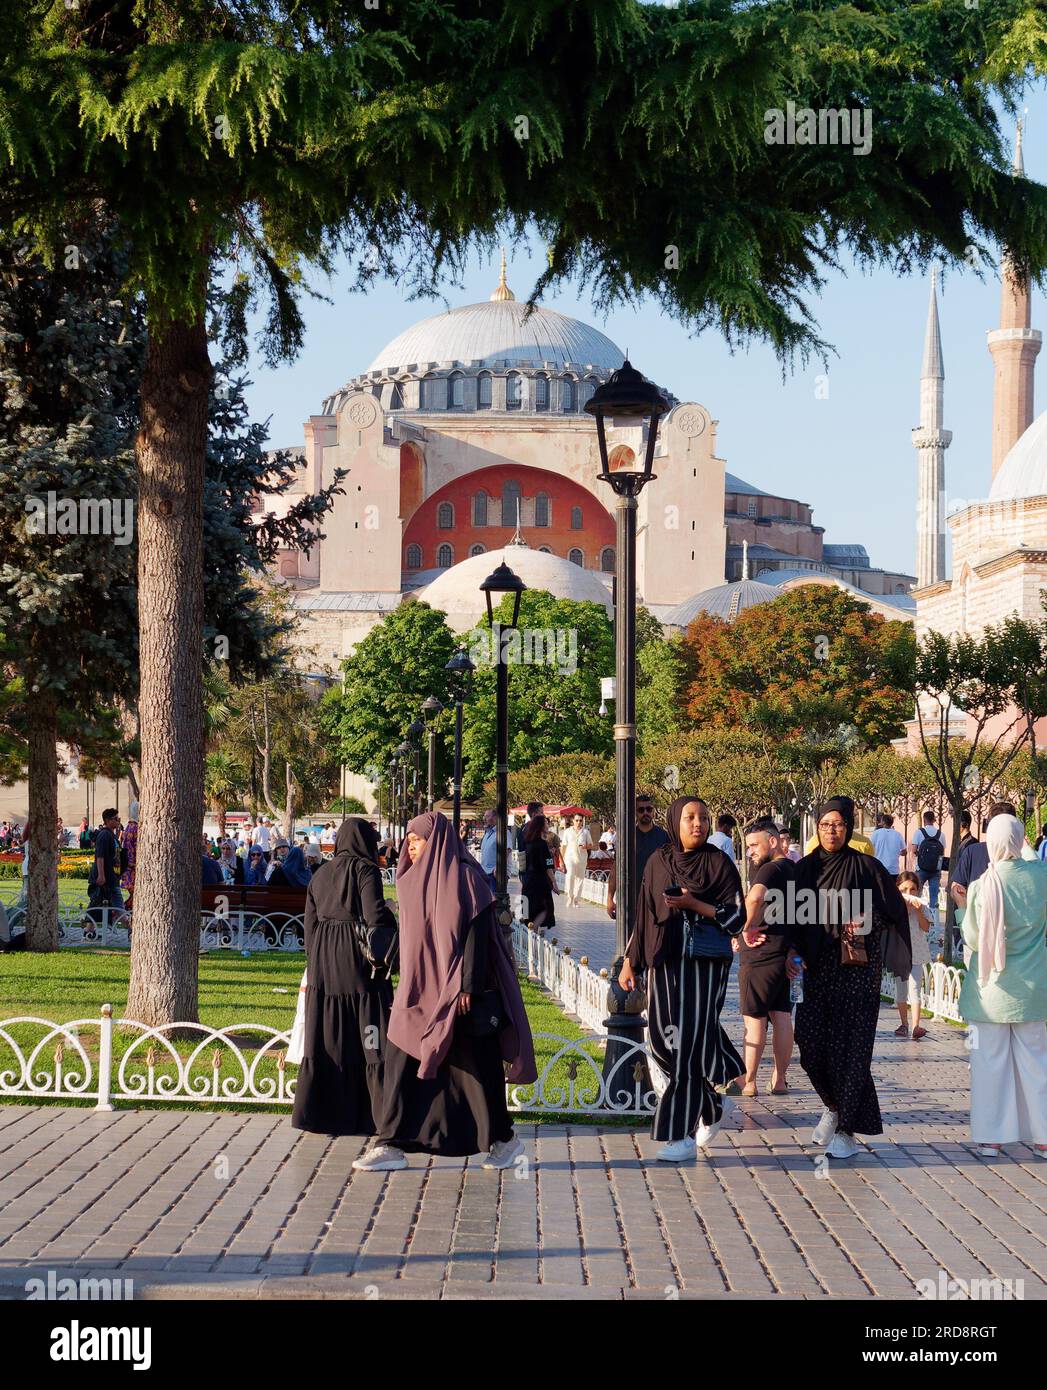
(320, 822, 336, 849)
(709, 814, 737, 862)
(871, 813, 905, 875)
(252, 818, 272, 860)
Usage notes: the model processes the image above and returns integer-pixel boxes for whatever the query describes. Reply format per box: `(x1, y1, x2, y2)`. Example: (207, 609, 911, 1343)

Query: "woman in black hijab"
(620, 796, 745, 1162)
(291, 818, 403, 1163)
(789, 796, 911, 1161)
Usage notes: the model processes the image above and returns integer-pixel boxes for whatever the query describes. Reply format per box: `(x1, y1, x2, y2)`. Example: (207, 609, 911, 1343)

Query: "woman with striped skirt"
(619, 796, 745, 1162)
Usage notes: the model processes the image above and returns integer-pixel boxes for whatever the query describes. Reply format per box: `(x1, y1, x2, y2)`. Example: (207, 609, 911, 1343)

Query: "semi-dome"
(366, 299, 624, 376)
(417, 543, 613, 632)
(989, 411, 1047, 502)
(663, 578, 779, 627)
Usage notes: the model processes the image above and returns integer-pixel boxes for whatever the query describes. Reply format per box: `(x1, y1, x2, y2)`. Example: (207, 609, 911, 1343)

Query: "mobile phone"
(664, 885, 683, 898)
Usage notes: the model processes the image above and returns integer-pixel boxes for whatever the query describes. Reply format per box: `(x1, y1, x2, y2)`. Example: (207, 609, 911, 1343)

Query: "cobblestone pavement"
(2, 905, 1047, 1300)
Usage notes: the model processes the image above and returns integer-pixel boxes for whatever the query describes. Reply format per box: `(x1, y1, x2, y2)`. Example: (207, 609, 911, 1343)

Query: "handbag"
(682, 909, 734, 961)
(839, 923, 869, 966)
(465, 987, 506, 1037)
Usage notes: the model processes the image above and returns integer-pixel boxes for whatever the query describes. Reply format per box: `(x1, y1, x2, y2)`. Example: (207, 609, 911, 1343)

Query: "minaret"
(988, 119, 1042, 478)
(912, 266, 951, 587)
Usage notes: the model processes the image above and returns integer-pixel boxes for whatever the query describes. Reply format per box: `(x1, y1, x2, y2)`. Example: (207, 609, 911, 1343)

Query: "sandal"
(770, 1081, 789, 1095)
(911, 1026, 927, 1040)
(741, 1083, 758, 1097)
(894, 1024, 909, 1037)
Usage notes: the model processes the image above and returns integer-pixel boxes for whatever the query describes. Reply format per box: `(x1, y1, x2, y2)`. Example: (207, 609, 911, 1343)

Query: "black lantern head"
(444, 646, 475, 702)
(585, 358, 669, 484)
(479, 560, 526, 629)
(407, 720, 424, 743)
(421, 695, 443, 725)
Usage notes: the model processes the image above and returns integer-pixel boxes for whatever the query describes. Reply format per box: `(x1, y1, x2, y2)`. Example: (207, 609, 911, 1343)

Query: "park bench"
(201, 883, 308, 945)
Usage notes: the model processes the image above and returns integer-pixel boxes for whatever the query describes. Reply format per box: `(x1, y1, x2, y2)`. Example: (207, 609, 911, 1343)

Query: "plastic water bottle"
(789, 956, 804, 1005)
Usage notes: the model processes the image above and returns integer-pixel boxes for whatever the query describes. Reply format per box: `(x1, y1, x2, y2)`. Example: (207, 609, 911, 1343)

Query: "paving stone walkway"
(2, 903, 1047, 1300)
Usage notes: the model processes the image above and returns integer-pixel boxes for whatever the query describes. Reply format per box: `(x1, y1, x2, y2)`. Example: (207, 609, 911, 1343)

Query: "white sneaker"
(812, 1107, 839, 1145)
(694, 1117, 723, 1149)
(826, 1131, 860, 1160)
(483, 1135, 525, 1169)
(352, 1143, 408, 1172)
(656, 1136, 697, 1162)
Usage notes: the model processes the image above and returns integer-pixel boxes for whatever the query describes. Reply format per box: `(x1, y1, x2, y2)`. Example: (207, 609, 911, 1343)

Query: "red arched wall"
(403, 463, 614, 572)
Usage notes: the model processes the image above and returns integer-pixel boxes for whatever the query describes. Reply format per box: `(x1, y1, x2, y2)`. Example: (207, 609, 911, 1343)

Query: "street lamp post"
(444, 647, 475, 836)
(395, 742, 412, 840)
(388, 757, 399, 844)
(586, 363, 668, 1105)
(479, 562, 526, 929)
(585, 360, 669, 961)
(407, 720, 424, 817)
(421, 696, 443, 812)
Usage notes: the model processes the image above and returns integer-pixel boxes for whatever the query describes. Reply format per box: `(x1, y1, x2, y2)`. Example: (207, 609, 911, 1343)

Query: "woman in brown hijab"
(355, 811, 537, 1171)
(291, 818, 401, 1159)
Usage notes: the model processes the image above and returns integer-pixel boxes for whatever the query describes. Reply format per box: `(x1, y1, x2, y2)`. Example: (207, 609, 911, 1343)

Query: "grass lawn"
(0, 945, 639, 1125)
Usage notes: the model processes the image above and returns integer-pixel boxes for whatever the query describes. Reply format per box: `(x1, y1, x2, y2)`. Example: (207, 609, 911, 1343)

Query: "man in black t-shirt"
(88, 808, 124, 915)
(606, 793, 670, 919)
(735, 817, 797, 1096)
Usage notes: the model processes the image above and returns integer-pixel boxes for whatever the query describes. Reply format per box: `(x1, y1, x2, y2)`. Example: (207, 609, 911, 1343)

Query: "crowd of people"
(610, 792, 1047, 1165)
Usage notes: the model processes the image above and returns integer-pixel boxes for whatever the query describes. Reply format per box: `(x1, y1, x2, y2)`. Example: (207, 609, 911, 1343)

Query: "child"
(895, 872, 931, 1039)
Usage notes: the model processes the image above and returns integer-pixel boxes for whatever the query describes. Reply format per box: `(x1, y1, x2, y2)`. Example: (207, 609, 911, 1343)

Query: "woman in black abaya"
(620, 796, 745, 1163)
(789, 797, 911, 1160)
(291, 818, 400, 1154)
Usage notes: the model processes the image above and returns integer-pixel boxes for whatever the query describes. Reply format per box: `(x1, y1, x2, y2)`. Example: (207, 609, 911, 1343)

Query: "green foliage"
(501, 752, 616, 821)
(324, 601, 458, 784)
(682, 584, 916, 749)
(461, 591, 614, 798)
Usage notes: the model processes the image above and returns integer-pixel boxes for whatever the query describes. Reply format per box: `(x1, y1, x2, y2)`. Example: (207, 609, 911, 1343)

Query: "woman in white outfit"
(959, 814, 1047, 1158)
(561, 814, 592, 908)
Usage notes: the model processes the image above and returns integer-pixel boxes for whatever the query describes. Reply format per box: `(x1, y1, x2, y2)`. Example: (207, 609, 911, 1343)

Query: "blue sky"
(241, 90, 1047, 581)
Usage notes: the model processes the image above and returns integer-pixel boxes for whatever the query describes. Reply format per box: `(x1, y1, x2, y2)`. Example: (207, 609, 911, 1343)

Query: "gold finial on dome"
(490, 248, 516, 302)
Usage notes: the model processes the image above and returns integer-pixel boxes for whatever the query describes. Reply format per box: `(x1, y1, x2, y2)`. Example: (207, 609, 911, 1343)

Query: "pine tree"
(5, 0, 1047, 1018)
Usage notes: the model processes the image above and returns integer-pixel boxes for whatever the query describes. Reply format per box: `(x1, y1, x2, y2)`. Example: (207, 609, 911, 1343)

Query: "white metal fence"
(0, 1007, 658, 1117)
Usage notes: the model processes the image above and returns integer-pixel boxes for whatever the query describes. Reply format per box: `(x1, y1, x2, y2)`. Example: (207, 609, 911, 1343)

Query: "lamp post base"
(600, 955, 652, 1112)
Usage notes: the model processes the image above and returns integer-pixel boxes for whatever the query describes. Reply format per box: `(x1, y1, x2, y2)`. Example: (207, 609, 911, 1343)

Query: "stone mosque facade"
(264, 255, 912, 665)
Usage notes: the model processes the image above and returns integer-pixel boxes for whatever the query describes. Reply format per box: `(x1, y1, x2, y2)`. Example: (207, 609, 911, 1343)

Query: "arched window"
(535, 492, 550, 527)
(279, 554, 298, 578)
(538, 545, 553, 554)
(419, 374, 439, 409)
(562, 376, 576, 412)
(600, 546, 615, 573)
(746, 499, 757, 518)
(477, 372, 492, 409)
(535, 373, 549, 412)
(568, 548, 584, 567)
(437, 501, 454, 530)
(389, 381, 404, 410)
(469, 544, 486, 557)
(505, 371, 522, 410)
(570, 506, 583, 530)
(448, 372, 464, 409)
(405, 543, 422, 569)
(472, 492, 488, 527)
(502, 479, 521, 528)
(437, 543, 454, 568)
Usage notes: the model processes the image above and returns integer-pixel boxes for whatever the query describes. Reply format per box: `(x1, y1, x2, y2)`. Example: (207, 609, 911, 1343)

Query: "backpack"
(916, 828, 943, 875)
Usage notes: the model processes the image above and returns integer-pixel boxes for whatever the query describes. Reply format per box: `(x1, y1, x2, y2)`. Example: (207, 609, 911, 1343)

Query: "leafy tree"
(324, 602, 458, 787)
(500, 752, 616, 822)
(681, 585, 916, 748)
(913, 618, 1047, 962)
(204, 750, 248, 838)
(9, 0, 1047, 1018)
(461, 591, 613, 798)
(636, 614, 683, 748)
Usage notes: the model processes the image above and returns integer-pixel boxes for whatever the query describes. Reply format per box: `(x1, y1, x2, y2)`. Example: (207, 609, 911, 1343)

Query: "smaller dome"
(417, 545, 613, 632)
(664, 579, 779, 627)
(989, 410, 1047, 502)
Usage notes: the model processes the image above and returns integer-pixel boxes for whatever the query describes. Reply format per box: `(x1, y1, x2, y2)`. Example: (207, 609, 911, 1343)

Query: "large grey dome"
(366, 299, 624, 375)
(664, 578, 779, 627)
